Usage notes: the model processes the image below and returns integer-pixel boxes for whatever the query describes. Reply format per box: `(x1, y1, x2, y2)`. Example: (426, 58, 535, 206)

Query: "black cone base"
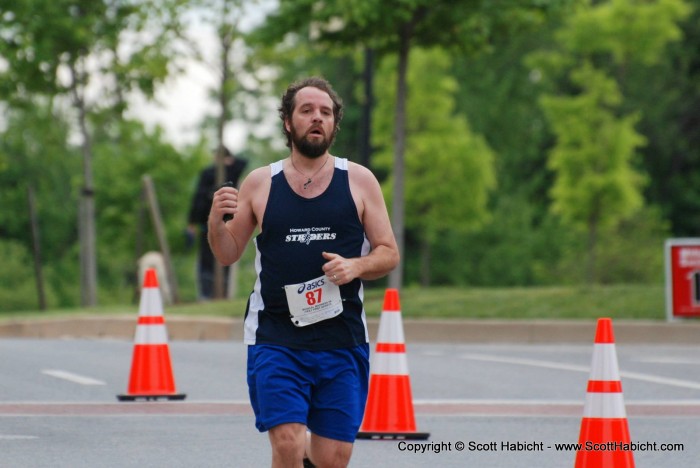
(116, 393, 187, 402)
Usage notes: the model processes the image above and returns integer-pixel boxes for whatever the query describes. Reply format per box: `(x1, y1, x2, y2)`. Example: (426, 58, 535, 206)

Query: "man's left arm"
(322, 164, 399, 283)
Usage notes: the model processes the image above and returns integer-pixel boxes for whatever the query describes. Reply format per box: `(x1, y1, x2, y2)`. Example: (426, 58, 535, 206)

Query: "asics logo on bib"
(297, 278, 326, 294)
(285, 227, 337, 245)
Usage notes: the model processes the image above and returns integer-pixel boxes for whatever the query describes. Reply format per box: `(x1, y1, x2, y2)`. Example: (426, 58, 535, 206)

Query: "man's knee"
(269, 423, 306, 462)
(308, 434, 353, 468)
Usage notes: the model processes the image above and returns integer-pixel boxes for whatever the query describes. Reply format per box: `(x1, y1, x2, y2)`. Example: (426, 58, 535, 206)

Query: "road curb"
(1, 316, 698, 344)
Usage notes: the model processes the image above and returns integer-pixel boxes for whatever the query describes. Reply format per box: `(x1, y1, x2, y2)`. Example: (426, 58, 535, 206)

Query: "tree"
(0, 0, 185, 305)
(0, 103, 79, 309)
(529, 0, 691, 282)
(252, 0, 575, 288)
(91, 118, 204, 303)
(373, 48, 495, 285)
(539, 63, 646, 282)
(187, 0, 259, 299)
(623, 3, 700, 236)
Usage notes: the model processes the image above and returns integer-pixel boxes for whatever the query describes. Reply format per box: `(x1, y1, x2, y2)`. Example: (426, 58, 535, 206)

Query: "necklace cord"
(290, 155, 330, 189)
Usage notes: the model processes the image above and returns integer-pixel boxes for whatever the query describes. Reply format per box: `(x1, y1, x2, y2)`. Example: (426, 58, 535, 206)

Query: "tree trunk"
(27, 185, 47, 310)
(70, 59, 98, 307)
(142, 175, 180, 304)
(213, 2, 234, 300)
(388, 24, 412, 290)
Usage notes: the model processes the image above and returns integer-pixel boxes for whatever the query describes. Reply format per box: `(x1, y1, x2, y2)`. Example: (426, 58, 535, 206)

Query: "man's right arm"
(207, 167, 265, 265)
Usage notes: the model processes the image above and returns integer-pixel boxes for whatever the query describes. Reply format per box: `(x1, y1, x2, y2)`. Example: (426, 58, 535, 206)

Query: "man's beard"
(291, 126, 334, 159)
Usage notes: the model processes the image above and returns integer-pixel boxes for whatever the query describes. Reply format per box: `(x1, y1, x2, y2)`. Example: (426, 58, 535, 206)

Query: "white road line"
(41, 369, 106, 386)
(0, 435, 39, 440)
(414, 399, 582, 405)
(460, 354, 700, 391)
(635, 357, 700, 365)
(618, 370, 700, 390)
(413, 398, 700, 406)
(460, 353, 590, 373)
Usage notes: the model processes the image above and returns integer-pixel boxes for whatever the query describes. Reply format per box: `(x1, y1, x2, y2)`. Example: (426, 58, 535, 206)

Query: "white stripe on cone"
(372, 352, 410, 375)
(376, 313, 405, 344)
(372, 307, 409, 375)
(583, 337, 627, 419)
(133, 284, 168, 344)
(134, 324, 169, 345)
(590, 343, 620, 381)
(583, 393, 627, 418)
(139, 288, 164, 317)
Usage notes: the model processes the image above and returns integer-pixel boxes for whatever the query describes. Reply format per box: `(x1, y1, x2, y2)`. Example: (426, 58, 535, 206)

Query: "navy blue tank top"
(244, 157, 370, 350)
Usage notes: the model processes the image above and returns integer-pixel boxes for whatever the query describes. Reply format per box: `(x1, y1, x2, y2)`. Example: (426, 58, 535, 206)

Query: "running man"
(208, 76, 399, 467)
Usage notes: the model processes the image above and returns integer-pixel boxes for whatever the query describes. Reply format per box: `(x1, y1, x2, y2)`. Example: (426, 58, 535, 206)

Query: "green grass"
(0, 283, 667, 321)
(383, 284, 666, 320)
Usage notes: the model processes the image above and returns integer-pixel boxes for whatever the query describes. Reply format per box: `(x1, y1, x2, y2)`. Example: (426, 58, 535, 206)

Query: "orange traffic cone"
(117, 268, 186, 401)
(575, 318, 634, 467)
(357, 289, 429, 440)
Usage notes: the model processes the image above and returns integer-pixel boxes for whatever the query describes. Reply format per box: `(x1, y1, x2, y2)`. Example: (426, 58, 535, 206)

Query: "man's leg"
(198, 230, 215, 300)
(268, 423, 307, 468)
(307, 432, 353, 468)
(304, 345, 369, 468)
(198, 267, 214, 300)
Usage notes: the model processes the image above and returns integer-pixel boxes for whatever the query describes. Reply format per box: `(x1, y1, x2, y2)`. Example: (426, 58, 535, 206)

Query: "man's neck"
(290, 151, 330, 169)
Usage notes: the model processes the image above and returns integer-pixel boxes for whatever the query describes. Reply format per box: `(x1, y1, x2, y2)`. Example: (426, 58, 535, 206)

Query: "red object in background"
(665, 239, 700, 320)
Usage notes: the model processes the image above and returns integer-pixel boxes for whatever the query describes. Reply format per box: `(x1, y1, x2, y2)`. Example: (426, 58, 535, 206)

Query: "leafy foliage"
(0, 103, 82, 309)
(529, 0, 690, 282)
(374, 49, 496, 232)
(540, 63, 646, 229)
(0, 0, 697, 310)
(91, 117, 208, 302)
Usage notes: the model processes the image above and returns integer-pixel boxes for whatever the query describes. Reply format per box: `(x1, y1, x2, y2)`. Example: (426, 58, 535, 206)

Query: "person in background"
(187, 146, 247, 300)
(207, 77, 399, 467)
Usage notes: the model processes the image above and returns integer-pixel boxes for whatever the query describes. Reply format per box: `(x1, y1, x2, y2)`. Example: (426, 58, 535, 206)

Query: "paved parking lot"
(1, 338, 699, 467)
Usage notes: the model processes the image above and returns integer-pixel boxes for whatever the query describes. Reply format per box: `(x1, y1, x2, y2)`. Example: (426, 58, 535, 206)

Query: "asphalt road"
(1, 339, 699, 467)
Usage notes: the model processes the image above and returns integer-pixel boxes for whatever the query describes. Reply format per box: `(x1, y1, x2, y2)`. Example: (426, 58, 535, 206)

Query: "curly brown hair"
(278, 77, 344, 149)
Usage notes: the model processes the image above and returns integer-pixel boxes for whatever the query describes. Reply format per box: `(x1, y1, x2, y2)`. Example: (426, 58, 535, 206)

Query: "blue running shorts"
(246, 343, 370, 443)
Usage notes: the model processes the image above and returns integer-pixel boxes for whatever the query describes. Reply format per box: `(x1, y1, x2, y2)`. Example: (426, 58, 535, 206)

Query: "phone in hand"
(221, 181, 234, 222)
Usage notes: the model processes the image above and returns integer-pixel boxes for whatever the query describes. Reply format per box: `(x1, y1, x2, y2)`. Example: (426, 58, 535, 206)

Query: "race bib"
(284, 274, 343, 327)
